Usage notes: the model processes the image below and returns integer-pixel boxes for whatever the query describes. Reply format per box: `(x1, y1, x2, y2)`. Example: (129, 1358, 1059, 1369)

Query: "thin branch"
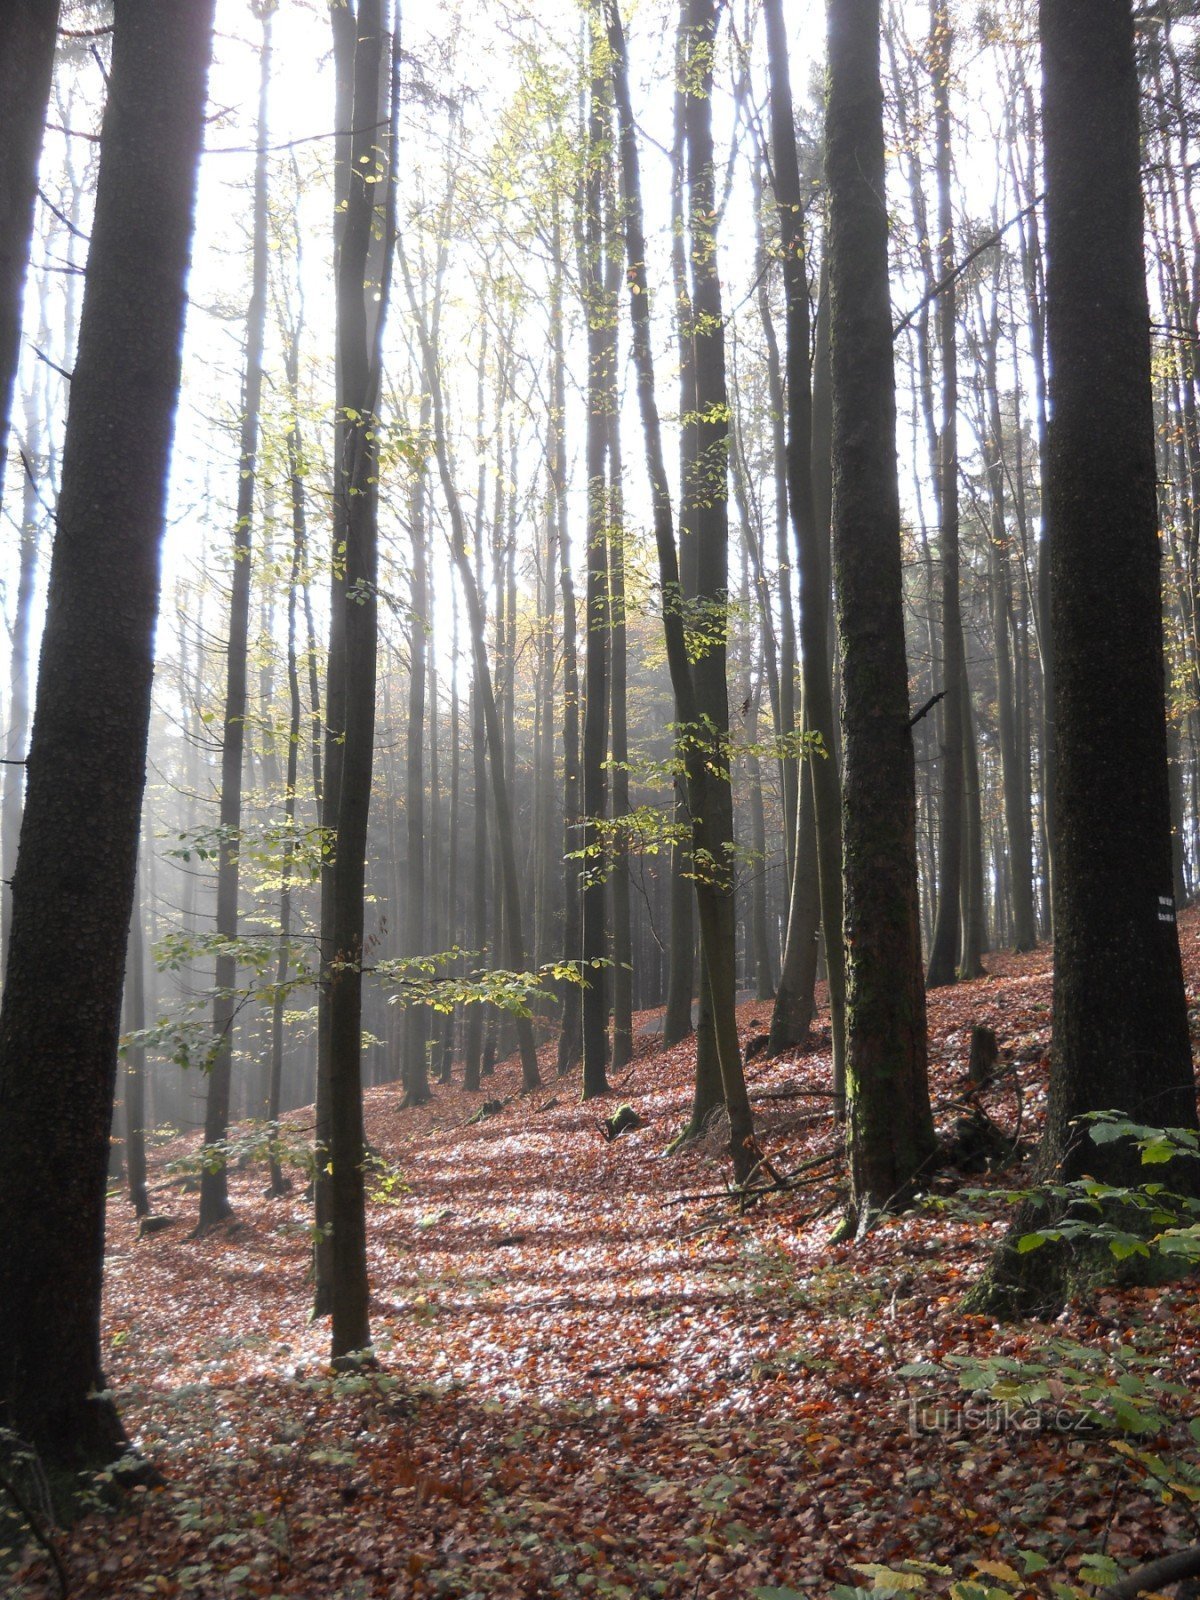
(908, 689, 947, 727)
(893, 196, 1044, 340)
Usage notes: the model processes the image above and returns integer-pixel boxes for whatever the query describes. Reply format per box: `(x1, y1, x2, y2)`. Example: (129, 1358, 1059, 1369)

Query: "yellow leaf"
(973, 1561, 1022, 1584)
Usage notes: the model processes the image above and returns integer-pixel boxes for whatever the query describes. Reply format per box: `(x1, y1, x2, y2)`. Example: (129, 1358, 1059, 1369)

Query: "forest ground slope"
(8, 920, 1200, 1598)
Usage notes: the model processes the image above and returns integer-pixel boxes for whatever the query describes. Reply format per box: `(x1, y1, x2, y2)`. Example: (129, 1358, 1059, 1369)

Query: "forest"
(2, 0, 1200, 1595)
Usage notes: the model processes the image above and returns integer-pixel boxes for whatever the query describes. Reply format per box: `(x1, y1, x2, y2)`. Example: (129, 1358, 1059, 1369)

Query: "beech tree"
(825, 0, 936, 1225)
(198, 0, 275, 1232)
(606, 0, 758, 1182)
(0, 0, 215, 1479)
(328, 0, 400, 1362)
(972, 0, 1200, 1315)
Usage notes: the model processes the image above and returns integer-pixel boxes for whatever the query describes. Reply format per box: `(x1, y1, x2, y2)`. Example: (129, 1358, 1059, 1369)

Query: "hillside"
(9, 921, 1200, 1598)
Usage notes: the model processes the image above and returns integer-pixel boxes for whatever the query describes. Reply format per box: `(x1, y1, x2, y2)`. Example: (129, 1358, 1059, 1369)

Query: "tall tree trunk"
(313, 0, 358, 1318)
(606, 0, 757, 1183)
(973, 0, 1199, 1317)
(923, 3, 967, 990)
(980, 281, 1037, 951)
(404, 264, 542, 1096)
(328, 0, 398, 1362)
(0, 1, 61, 525)
(401, 394, 431, 1109)
(0, 0, 215, 1479)
(267, 349, 311, 1197)
(2, 392, 42, 970)
(764, 0, 846, 1101)
(826, 0, 935, 1225)
(124, 866, 150, 1220)
(604, 103, 634, 1077)
(553, 209, 584, 1077)
(663, 17, 697, 1053)
(581, 3, 612, 1100)
(198, 0, 274, 1232)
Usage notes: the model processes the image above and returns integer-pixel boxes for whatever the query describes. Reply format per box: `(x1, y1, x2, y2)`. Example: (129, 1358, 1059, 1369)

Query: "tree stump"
(968, 1024, 999, 1087)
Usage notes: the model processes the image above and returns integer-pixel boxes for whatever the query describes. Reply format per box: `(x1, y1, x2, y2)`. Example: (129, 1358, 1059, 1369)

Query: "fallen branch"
(1097, 1545, 1200, 1600)
(752, 1086, 841, 1103)
(0, 1466, 68, 1599)
(664, 1148, 843, 1204)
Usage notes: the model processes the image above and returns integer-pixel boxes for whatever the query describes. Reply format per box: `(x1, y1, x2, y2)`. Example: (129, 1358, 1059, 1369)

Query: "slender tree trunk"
(764, 0, 846, 1100)
(980, 285, 1036, 950)
(581, 5, 612, 1100)
(267, 354, 310, 1197)
(198, 1, 274, 1232)
(607, 0, 757, 1181)
(124, 867, 150, 1220)
(404, 262, 542, 1096)
(553, 212, 584, 1076)
(663, 18, 697, 1052)
(401, 394, 431, 1109)
(923, 4, 967, 990)
(328, 0, 399, 1362)
(313, 0, 358, 1318)
(0, 0, 215, 1479)
(605, 113, 634, 1076)
(2, 395, 42, 970)
(0, 0, 61, 525)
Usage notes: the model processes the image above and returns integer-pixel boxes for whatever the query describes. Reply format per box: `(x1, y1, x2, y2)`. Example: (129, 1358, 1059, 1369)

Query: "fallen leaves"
(5, 923, 1200, 1598)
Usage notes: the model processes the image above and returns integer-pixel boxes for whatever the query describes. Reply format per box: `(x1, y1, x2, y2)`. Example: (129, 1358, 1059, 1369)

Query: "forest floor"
(7, 919, 1200, 1599)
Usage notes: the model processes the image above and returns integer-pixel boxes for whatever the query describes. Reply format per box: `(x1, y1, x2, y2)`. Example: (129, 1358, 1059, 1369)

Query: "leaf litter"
(7, 916, 1200, 1598)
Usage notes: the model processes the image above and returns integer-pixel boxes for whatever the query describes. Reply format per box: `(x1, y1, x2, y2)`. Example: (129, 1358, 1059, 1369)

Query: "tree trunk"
(923, 3, 968, 991)
(826, 0, 936, 1225)
(972, 0, 1199, 1317)
(198, 0, 274, 1232)
(404, 261, 542, 1096)
(401, 396, 431, 1108)
(606, 0, 757, 1182)
(0, 0, 61, 525)
(0, 0, 215, 1480)
(312, 0, 358, 1319)
(663, 18, 697, 1052)
(553, 210, 584, 1077)
(124, 867, 150, 1220)
(764, 0, 845, 1102)
(328, 0, 398, 1362)
(581, 3, 612, 1100)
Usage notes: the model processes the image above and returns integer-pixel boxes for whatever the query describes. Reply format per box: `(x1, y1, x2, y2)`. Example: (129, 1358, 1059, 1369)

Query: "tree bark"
(606, 0, 757, 1182)
(971, 0, 1199, 1318)
(826, 0, 936, 1223)
(764, 0, 846, 1101)
(0, 0, 215, 1479)
(0, 0, 61, 526)
(198, 0, 274, 1232)
(581, 2, 612, 1099)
